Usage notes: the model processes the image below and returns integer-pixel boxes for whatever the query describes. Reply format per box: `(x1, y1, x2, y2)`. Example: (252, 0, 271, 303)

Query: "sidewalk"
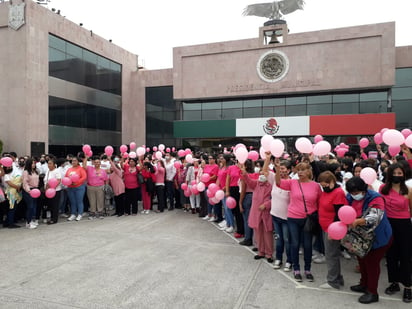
(0, 210, 408, 309)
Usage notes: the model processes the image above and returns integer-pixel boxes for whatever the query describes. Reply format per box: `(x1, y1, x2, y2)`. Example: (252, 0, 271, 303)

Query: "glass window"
(183, 110, 201, 121)
(392, 100, 412, 128)
(273, 106, 286, 117)
(182, 102, 201, 111)
(359, 101, 387, 114)
(49, 34, 65, 51)
(49, 96, 66, 125)
(222, 100, 242, 109)
(202, 102, 221, 110)
(392, 87, 412, 100)
(360, 91, 387, 102)
(286, 105, 306, 116)
(263, 97, 285, 107)
(66, 42, 82, 58)
(395, 68, 412, 87)
(222, 108, 242, 119)
(243, 99, 262, 108)
(333, 93, 359, 103)
(202, 109, 221, 120)
(262, 107, 274, 117)
(307, 95, 332, 104)
(307, 104, 332, 115)
(286, 96, 306, 105)
(332, 102, 359, 114)
(243, 107, 262, 118)
(49, 47, 66, 63)
(83, 49, 97, 65)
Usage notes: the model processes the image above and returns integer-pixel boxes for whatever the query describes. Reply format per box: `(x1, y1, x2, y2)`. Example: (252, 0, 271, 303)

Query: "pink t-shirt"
(154, 164, 165, 185)
(217, 167, 228, 190)
(227, 165, 241, 187)
(380, 188, 411, 219)
(86, 166, 108, 186)
(203, 164, 219, 187)
(278, 179, 321, 219)
(123, 164, 139, 189)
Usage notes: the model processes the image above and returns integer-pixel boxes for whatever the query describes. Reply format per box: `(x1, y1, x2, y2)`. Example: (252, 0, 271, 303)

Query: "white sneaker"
(218, 225, 227, 231)
(67, 214, 76, 221)
(202, 215, 210, 220)
(313, 254, 326, 264)
(341, 250, 351, 260)
(273, 260, 282, 269)
(31, 220, 39, 226)
(43, 219, 48, 224)
(145, 210, 150, 214)
(208, 217, 217, 222)
(283, 262, 292, 272)
(26, 222, 37, 229)
(218, 220, 227, 228)
(75, 215, 82, 221)
(225, 226, 234, 233)
(141, 210, 146, 214)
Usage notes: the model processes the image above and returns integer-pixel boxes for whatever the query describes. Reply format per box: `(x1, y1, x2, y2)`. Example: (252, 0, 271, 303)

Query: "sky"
(44, 0, 412, 70)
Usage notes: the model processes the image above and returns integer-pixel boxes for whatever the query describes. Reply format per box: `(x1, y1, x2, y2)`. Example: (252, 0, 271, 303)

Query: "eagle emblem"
(263, 118, 280, 135)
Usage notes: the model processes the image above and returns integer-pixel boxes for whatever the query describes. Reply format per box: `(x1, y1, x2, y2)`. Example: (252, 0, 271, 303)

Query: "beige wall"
(396, 46, 412, 68)
(173, 22, 396, 100)
(0, 0, 141, 156)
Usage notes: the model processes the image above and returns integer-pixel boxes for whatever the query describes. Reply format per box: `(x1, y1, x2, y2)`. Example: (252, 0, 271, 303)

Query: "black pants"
(387, 217, 412, 287)
(156, 185, 165, 212)
(114, 193, 125, 215)
(230, 186, 244, 235)
(165, 181, 174, 209)
(48, 190, 61, 223)
(199, 191, 208, 217)
(125, 188, 139, 214)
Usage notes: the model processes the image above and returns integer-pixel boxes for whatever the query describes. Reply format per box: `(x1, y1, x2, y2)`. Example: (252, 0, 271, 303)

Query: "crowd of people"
(1, 142, 412, 304)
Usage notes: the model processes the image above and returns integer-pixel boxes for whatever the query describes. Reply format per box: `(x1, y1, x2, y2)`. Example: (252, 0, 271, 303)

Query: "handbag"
(137, 173, 145, 184)
(298, 181, 321, 235)
(340, 207, 376, 258)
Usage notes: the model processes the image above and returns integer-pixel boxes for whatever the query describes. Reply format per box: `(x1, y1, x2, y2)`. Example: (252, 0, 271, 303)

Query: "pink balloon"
(373, 133, 383, 145)
(155, 151, 162, 160)
(0, 157, 13, 167)
(261, 135, 274, 151)
(45, 188, 56, 199)
(336, 148, 347, 158)
(146, 147, 150, 153)
(382, 129, 405, 146)
(62, 177, 72, 186)
(185, 154, 193, 163)
(197, 182, 205, 192)
(172, 147, 176, 152)
(313, 141, 331, 156)
(270, 139, 285, 158)
(215, 190, 225, 201)
(388, 145, 401, 157)
(295, 137, 313, 154)
(328, 221, 348, 240)
(208, 183, 219, 194)
(360, 167, 377, 185)
(405, 135, 412, 148)
(259, 147, 267, 160)
(30, 188, 41, 198)
(130, 142, 137, 150)
(69, 173, 80, 183)
(166, 147, 171, 153)
(48, 178, 58, 189)
(184, 189, 191, 197)
(235, 147, 248, 164)
(248, 150, 259, 161)
(105, 145, 114, 157)
(338, 206, 357, 225)
(359, 138, 369, 149)
(401, 128, 412, 138)
(123, 152, 129, 158)
(181, 183, 188, 190)
(191, 186, 199, 195)
(226, 196, 236, 209)
(200, 174, 210, 183)
(174, 161, 181, 169)
(206, 189, 215, 198)
(190, 180, 197, 186)
(314, 135, 323, 143)
(82, 144, 91, 153)
(152, 146, 158, 152)
(185, 148, 192, 155)
(234, 143, 247, 154)
(380, 128, 389, 134)
(208, 197, 217, 205)
(129, 151, 137, 159)
(120, 145, 128, 153)
(136, 147, 146, 157)
(86, 150, 93, 157)
(177, 150, 185, 158)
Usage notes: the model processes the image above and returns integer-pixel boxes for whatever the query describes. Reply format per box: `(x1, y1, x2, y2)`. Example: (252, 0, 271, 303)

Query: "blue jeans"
(287, 217, 313, 272)
(22, 191, 38, 224)
(241, 193, 253, 241)
(272, 215, 291, 263)
(67, 185, 86, 216)
(223, 197, 234, 227)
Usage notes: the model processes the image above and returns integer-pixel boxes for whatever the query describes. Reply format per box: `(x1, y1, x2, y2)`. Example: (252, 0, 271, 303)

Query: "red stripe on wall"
(309, 113, 396, 135)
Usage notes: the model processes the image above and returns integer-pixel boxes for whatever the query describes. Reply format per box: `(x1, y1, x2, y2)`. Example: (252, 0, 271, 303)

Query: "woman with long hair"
(22, 158, 39, 229)
(379, 163, 412, 303)
(65, 157, 87, 221)
(122, 157, 140, 215)
(109, 155, 125, 216)
(154, 159, 166, 213)
(44, 157, 62, 224)
(141, 161, 155, 214)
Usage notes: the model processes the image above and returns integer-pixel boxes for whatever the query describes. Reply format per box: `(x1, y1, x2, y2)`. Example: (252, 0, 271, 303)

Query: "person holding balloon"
(345, 176, 392, 304)
(22, 158, 40, 229)
(317, 171, 347, 289)
(65, 157, 87, 221)
(44, 157, 62, 224)
(121, 157, 141, 215)
(379, 163, 412, 303)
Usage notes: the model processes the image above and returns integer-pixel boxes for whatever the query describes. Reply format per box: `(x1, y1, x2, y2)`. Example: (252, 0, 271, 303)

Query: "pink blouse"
(380, 188, 411, 219)
(86, 166, 108, 186)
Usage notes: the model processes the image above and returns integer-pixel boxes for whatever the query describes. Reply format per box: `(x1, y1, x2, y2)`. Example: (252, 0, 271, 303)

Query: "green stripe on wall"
(174, 120, 236, 138)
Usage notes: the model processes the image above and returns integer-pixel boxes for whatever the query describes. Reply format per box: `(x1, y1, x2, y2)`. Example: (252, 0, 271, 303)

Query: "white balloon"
(270, 139, 285, 157)
(260, 135, 274, 151)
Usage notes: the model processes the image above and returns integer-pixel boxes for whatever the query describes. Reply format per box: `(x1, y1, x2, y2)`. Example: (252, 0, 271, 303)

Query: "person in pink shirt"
(22, 158, 39, 229)
(83, 155, 108, 219)
(226, 158, 244, 238)
(154, 160, 166, 212)
(275, 159, 322, 282)
(65, 157, 87, 221)
(122, 158, 141, 215)
(109, 156, 125, 216)
(202, 154, 220, 221)
(240, 162, 273, 262)
(216, 155, 231, 231)
(379, 163, 412, 302)
(140, 161, 156, 214)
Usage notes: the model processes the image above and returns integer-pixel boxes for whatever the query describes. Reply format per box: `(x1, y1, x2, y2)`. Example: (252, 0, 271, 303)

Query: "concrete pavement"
(0, 209, 409, 309)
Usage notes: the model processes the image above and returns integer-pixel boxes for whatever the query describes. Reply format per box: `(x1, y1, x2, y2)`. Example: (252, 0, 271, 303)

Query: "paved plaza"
(0, 210, 409, 309)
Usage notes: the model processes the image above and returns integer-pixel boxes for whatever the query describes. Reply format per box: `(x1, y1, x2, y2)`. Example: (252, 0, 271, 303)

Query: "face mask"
(351, 193, 364, 201)
(254, 167, 260, 173)
(40, 159, 46, 164)
(114, 158, 120, 162)
(258, 175, 267, 182)
(392, 176, 404, 184)
(322, 186, 333, 193)
(18, 162, 25, 167)
(165, 156, 170, 161)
